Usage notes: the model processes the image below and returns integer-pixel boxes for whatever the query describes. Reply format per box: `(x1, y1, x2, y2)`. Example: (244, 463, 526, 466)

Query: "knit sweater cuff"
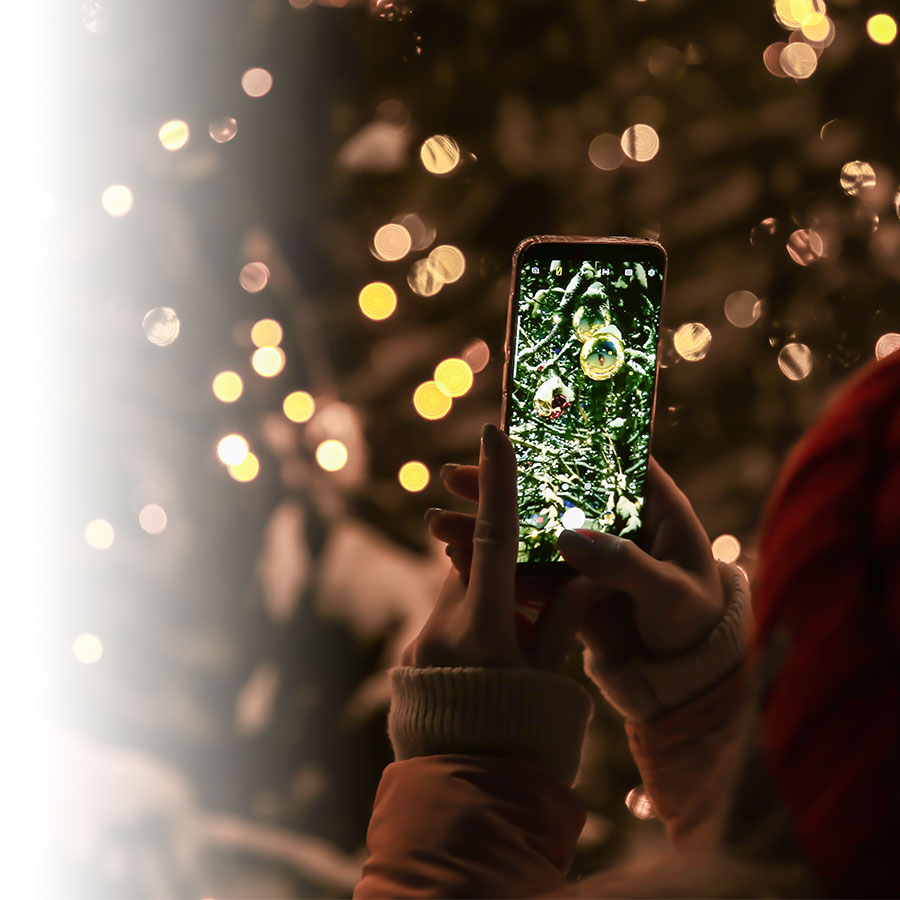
(585, 562, 752, 723)
(388, 666, 593, 786)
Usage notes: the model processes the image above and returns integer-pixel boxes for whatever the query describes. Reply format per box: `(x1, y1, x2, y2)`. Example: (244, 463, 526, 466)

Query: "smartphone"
(501, 236, 667, 571)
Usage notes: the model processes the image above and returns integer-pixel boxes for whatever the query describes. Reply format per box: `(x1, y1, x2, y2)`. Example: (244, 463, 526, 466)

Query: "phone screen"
(502, 238, 666, 567)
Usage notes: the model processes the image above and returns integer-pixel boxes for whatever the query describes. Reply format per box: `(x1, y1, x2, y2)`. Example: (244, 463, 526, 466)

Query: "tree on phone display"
(510, 259, 659, 562)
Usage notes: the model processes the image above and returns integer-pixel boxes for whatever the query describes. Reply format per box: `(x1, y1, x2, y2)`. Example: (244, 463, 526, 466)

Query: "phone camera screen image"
(503, 239, 666, 567)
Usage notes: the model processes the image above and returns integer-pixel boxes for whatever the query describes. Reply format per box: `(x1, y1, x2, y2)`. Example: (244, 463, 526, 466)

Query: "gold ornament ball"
(572, 305, 611, 342)
(580, 332, 625, 380)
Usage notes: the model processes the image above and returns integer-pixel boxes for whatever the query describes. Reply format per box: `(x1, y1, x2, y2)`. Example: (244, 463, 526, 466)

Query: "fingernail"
(481, 423, 499, 457)
(440, 463, 460, 478)
(424, 507, 441, 524)
(556, 529, 597, 555)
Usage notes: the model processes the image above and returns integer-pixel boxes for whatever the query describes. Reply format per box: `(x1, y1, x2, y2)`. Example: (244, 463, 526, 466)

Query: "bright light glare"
(712, 534, 741, 563)
(158, 119, 190, 151)
(867, 13, 897, 44)
(212, 371, 243, 403)
(101, 184, 134, 217)
(217, 434, 249, 466)
(252, 346, 286, 377)
(138, 503, 168, 535)
(283, 390, 316, 422)
(358, 282, 398, 320)
(250, 318, 283, 347)
(228, 452, 260, 482)
(316, 439, 349, 471)
(398, 461, 430, 492)
(73, 633, 104, 665)
(84, 519, 115, 550)
(434, 358, 474, 397)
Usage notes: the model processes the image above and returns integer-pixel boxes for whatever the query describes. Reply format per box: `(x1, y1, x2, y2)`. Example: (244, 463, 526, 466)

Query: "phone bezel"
(501, 235, 668, 573)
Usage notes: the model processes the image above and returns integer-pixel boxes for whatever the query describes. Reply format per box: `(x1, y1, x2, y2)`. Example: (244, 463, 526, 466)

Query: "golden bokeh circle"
(217, 433, 249, 466)
(316, 439, 349, 472)
(620, 124, 660, 162)
(358, 282, 398, 320)
(420, 134, 460, 174)
(413, 381, 453, 419)
(398, 461, 430, 492)
(283, 390, 316, 423)
(712, 534, 741, 564)
(212, 371, 244, 403)
(372, 224, 412, 261)
(673, 322, 712, 361)
(867, 13, 897, 44)
(101, 184, 134, 217)
(85, 519, 115, 550)
(434, 358, 474, 397)
(426, 245, 466, 284)
(158, 119, 190, 151)
(251, 318, 283, 348)
(252, 346, 286, 377)
(228, 452, 260, 482)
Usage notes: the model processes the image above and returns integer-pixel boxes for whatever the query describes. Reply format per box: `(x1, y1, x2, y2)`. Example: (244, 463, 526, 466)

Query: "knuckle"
(472, 517, 505, 547)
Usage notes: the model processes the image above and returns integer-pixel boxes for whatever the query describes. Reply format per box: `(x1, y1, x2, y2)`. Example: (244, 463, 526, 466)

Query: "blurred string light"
(217, 433, 249, 466)
(142, 307, 181, 346)
(780, 42, 817, 79)
(427, 245, 466, 283)
(316, 439, 349, 471)
(241, 67, 273, 98)
(158, 119, 189, 151)
(802, 14, 835, 45)
(461, 338, 490, 373)
(252, 345, 286, 377)
(724, 290, 762, 328)
(240, 261, 270, 293)
(712, 534, 741, 563)
(73, 633, 103, 665)
(875, 333, 900, 360)
(209, 115, 239, 143)
(358, 281, 397, 320)
(840, 160, 876, 196)
(84, 519, 114, 550)
(773, 0, 824, 31)
(251, 318, 283, 347)
(283, 390, 315, 422)
(778, 342, 813, 380)
(434, 357, 474, 397)
(372, 223, 412, 261)
(621, 124, 659, 162)
(867, 13, 897, 44)
(212, 370, 244, 403)
(138, 503, 167, 535)
(395, 213, 435, 251)
(413, 381, 453, 419)
(625, 786, 656, 820)
(673, 322, 712, 361)
(764, 42, 790, 77)
(751, 217, 779, 247)
(420, 134, 460, 174)
(101, 184, 133, 217)
(407, 259, 443, 297)
(398, 460, 429, 492)
(589, 133, 624, 171)
(786, 228, 824, 265)
(228, 452, 260, 482)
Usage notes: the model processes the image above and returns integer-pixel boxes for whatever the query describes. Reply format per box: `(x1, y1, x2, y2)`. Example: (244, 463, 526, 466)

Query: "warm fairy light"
(840, 160, 876, 196)
(434, 358, 474, 397)
(142, 307, 181, 346)
(875, 333, 900, 360)
(397, 213, 435, 251)
(217, 433, 249, 466)
(407, 259, 443, 297)
(791, 0, 826, 26)
(778, 342, 813, 380)
(420, 134, 460, 174)
(158, 119, 190, 151)
(801, 14, 834, 44)
(779, 42, 817, 79)
(588, 133, 625, 171)
(867, 13, 897, 44)
(763, 43, 789, 77)
(712, 534, 741, 564)
(786, 229, 824, 265)
(228, 452, 260, 483)
(724, 291, 762, 328)
(251, 318, 283, 348)
(239, 261, 270, 293)
(673, 323, 711, 361)
(316, 439, 349, 472)
(625, 786, 656, 820)
(241, 67, 273, 98)
(398, 461, 430, 492)
(212, 371, 244, 403)
(84, 519, 114, 550)
(283, 390, 316, 422)
(427, 245, 466, 284)
(621, 124, 659, 162)
(413, 381, 453, 420)
(372, 223, 412, 261)
(252, 346, 286, 377)
(73, 633, 103, 665)
(461, 338, 490, 373)
(209, 115, 239, 143)
(101, 184, 134, 217)
(774, 0, 802, 29)
(138, 503, 167, 535)
(561, 507, 586, 529)
(358, 282, 398, 320)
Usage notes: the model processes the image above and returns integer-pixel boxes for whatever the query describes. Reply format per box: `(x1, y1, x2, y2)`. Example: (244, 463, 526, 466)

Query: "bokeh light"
(673, 322, 712, 361)
(867, 13, 897, 44)
(420, 134, 460, 174)
(358, 282, 398, 320)
(778, 342, 813, 380)
(217, 434, 249, 466)
(283, 390, 316, 423)
(101, 184, 134, 217)
(73, 633, 103, 665)
(142, 307, 181, 346)
(407, 259, 443, 297)
(560, 506, 586, 529)
(139, 503, 168, 535)
(158, 119, 190, 151)
(372, 223, 412, 261)
(621, 124, 660, 162)
(212, 371, 244, 403)
(239, 261, 270, 293)
(228, 452, 260, 483)
(750, 217, 779, 247)
(763, 43, 789, 78)
(84, 519, 114, 550)
(252, 346, 286, 377)
(786, 229, 824, 265)
(779, 42, 817, 79)
(316, 439, 349, 472)
(840, 160, 876, 196)
(397, 213, 436, 251)
(588, 133, 625, 170)
(398, 461, 430, 492)
(712, 534, 741, 563)
(625, 786, 656, 820)
(241, 67, 274, 97)
(461, 338, 490, 373)
(434, 358, 474, 397)
(801, 14, 834, 45)
(413, 381, 453, 419)
(875, 332, 900, 360)
(724, 291, 762, 328)
(251, 318, 283, 347)
(426, 245, 466, 283)
(209, 115, 238, 143)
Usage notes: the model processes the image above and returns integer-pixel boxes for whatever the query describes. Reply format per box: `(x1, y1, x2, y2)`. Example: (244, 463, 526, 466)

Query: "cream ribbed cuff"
(388, 666, 593, 786)
(584, 562, 753, 723)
